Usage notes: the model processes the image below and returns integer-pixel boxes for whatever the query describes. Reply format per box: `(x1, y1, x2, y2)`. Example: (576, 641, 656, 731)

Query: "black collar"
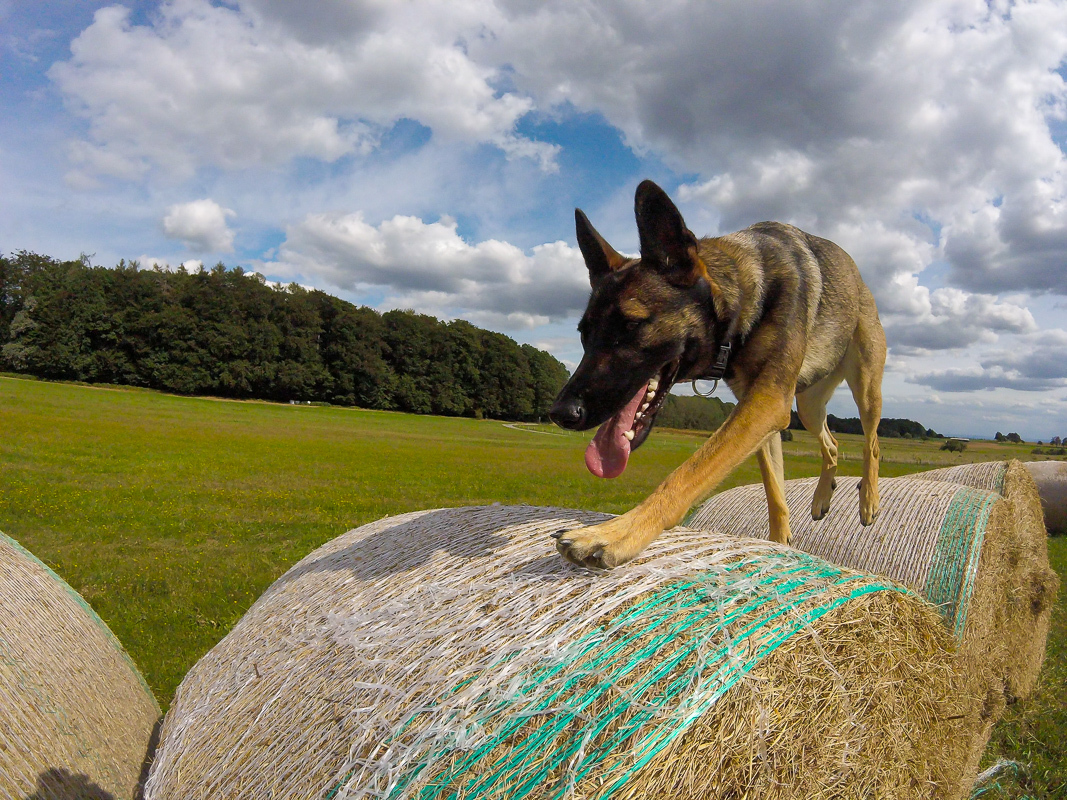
(699, 310, 741, 382)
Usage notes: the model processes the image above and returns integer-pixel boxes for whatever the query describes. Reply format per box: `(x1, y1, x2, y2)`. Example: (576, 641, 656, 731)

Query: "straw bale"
(908, 460, 1012, 494)
(0, 531, 161, 800)
(689, 466, 1059, 792)
(147, 506, 985, 800)
(902, 460, 1059, 699)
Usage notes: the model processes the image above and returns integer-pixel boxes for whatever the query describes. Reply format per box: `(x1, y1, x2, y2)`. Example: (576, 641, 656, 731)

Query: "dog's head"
(550, 180, 723, 478)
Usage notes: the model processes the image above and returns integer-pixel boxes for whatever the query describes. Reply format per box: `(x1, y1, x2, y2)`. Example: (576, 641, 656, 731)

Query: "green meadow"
(1, 374, 1063, 794)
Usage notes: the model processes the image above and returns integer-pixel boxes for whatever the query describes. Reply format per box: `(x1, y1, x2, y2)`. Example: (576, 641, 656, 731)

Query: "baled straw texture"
(688, 464, 1059, 792)
(1, 531, 161, 800)
(147, 505, 983, 800)
(903, 460, 1059, 699)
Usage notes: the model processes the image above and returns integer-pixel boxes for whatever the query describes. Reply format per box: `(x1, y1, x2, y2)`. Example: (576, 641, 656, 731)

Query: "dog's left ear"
(634, 180, 705, 286)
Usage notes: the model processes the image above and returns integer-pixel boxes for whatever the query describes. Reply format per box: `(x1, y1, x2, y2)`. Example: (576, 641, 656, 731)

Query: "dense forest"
(0, 251, 569, 421)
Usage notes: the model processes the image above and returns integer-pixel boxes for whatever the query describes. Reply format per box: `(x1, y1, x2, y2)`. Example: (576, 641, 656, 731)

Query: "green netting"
(923, 488, 996, 638)
(969, 759, 1034, 798)
(326, 551, 906, 800)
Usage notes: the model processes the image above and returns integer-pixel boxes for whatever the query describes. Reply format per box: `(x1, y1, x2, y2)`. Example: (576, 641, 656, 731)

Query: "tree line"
(657, 394, 735, 432)
(0, 251, 569, 421)
(788, 411, 941, 439)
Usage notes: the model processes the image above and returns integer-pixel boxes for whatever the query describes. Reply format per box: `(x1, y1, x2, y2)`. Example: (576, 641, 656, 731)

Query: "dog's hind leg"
(843, 303, 887, 526)
(756, 430, 791, 544)
(795, 369, 845, 520)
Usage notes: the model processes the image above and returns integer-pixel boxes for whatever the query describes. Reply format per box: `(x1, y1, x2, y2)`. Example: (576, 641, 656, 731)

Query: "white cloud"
(135, 255, 205, 272)
(909, 329, 1067, 392)
(884, 287, 1037, 352)
(162, 199, 236, 253)
(473, 0, 1067, 339)
(49, 1, 557, 180)
(268, 212, 589, 324)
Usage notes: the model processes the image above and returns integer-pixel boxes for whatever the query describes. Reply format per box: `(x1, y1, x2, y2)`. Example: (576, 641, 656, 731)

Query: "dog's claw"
(551, 528, 567, 540)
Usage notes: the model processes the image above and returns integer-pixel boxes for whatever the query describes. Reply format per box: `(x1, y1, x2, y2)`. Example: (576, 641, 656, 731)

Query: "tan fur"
(620, 297, 651, 319)
(554, 183, 887, 569)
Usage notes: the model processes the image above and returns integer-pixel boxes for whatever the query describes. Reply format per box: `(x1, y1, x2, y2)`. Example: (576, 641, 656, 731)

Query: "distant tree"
(657, 395, 734, 431)
(522, 343, 570, 420)
(474, 330, 535, 419)
(1006, 432, 1023, 444)
(940, 439, 968, 453)
(780, 428, 793, 442)
(995, 432, 1006, 442)
(1052, 436, 1063, 446)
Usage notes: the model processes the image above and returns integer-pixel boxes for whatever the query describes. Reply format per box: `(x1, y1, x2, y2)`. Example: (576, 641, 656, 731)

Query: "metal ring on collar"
(692, 379, 720, 398)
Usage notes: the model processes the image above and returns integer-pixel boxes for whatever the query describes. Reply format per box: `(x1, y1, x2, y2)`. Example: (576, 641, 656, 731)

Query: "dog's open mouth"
(584, 361, 679, 479)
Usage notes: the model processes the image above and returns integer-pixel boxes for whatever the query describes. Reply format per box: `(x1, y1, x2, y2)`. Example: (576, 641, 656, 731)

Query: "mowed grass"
(1, 375, 1064, 793)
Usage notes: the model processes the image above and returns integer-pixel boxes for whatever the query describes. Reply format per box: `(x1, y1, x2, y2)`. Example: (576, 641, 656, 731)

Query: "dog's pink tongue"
(584, 387, 646, 479)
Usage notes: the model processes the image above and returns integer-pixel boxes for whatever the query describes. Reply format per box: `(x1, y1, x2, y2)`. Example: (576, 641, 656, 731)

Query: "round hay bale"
(148, 506, 985, 800)
(1023, 460, 1067, 536)
(0, 531, 161, 800)
(688, 467, 1059, 789)
(908, 460, 1014, 495)
(902, 460, 1059, 698)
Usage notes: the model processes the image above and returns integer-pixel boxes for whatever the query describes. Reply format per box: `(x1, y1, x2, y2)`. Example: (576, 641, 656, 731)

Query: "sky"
(2, 0, 1067, 440)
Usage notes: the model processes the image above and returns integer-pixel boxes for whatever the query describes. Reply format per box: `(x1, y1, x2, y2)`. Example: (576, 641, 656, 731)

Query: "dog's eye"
(611, 321, 641, 347)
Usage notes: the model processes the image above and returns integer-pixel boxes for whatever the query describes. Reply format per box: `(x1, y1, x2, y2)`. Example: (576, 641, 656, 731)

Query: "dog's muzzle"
(549, 396, 586, 429)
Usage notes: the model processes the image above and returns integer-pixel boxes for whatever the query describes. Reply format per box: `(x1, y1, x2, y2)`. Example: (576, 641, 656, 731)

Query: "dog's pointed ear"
(635, 180, 705, 286)
(576, 208, 627, 283)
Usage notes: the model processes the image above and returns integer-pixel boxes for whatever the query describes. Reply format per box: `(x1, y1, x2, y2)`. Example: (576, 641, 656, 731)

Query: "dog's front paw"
(551, 515, 650, 569)
(858, 479, 880, 526)
(810, 476, 837, 521)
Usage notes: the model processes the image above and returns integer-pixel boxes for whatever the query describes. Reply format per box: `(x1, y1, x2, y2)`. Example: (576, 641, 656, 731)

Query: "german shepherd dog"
(549, 180, 886, 569)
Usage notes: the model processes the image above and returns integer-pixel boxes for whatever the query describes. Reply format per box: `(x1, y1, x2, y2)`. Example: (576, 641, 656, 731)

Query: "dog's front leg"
(756, 430, 791, 544)
(554, 385, 793, 568)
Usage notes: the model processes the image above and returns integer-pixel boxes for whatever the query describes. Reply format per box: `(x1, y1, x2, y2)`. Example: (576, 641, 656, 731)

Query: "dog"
(548, 180, 886, 569)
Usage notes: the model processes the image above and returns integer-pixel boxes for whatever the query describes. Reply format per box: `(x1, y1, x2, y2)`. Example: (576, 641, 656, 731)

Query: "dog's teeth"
(640, 402, 649, 411)
(648, 378, 659, 390)
(624, 430, 635, 441)
(635, 411, 644, 420)
(645, 390, 656, 400)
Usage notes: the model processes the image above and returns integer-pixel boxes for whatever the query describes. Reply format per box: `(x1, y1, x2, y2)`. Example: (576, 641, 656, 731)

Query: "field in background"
(1, 375, 1063, 793)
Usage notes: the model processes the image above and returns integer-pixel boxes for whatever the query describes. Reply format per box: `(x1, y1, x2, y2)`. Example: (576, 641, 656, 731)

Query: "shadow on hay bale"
(22, 768, 117, 800)
(688, 460, 1059, 795)
(0, 532, 161, 800)
(147, 506, 989, 800)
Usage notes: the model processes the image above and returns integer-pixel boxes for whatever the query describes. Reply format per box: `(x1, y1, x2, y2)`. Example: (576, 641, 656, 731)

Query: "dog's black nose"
(549, 397, 586, 429)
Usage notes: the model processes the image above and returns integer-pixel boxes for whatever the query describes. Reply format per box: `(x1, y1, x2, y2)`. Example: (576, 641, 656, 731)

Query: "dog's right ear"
(576, 209, 627, 283)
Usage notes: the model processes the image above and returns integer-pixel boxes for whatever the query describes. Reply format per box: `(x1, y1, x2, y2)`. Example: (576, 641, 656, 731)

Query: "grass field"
(1, 374, 1063, 796)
